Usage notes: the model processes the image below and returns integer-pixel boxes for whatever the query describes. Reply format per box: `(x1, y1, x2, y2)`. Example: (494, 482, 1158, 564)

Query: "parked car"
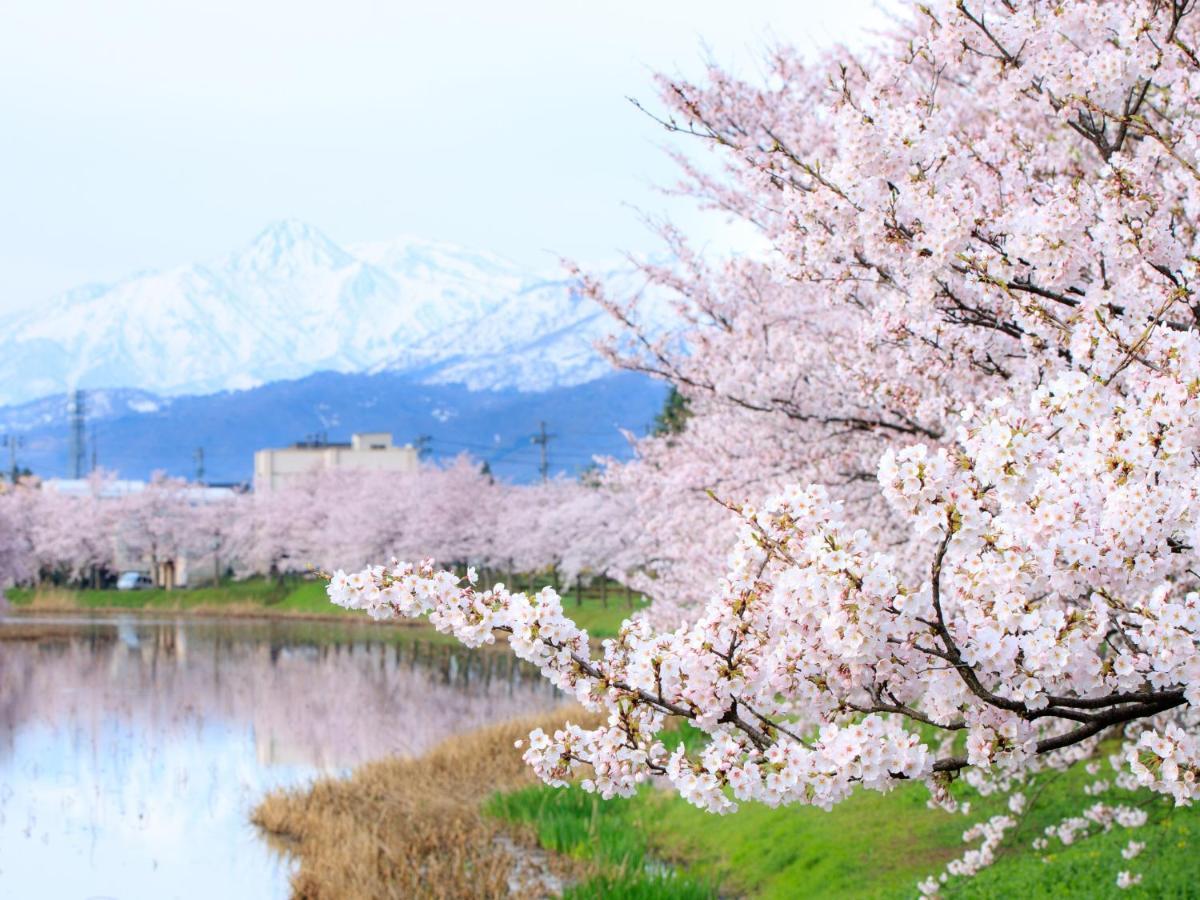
(116, 571, 154, 591)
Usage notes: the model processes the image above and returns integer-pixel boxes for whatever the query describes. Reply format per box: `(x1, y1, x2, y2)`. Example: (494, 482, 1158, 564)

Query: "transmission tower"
(531, 420, 555, 482)
(2, 434, 23, 483)
(68, 389, 86, 478)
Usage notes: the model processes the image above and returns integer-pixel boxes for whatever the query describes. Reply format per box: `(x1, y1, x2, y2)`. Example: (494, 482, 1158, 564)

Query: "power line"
(422, 435, 562, 458)
(427, 439, 597, 463)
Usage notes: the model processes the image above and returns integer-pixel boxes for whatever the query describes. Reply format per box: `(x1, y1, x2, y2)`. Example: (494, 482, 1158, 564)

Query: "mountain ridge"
(0, 369, 667, 484)
(0, 220, 649, 406)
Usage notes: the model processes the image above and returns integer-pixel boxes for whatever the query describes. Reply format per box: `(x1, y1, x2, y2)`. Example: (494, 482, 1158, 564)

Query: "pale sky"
(0, 0, 892, 314)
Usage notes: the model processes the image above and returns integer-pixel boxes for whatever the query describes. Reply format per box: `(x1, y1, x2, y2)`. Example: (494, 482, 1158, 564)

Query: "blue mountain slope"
(0, 371, 667, 484)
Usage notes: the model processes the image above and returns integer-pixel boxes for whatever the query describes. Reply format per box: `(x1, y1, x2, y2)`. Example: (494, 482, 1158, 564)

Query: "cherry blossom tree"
(397, 455, 506, 568)
(241, 472, 330, 581)
(0, 448, 616, 607)
(32, 473, 119, 586)
(482, 476, 643, 593)
(115, 474, 194, 588)
(189, 488, 252, 586)
(0, 459, 613, 593)
(493, 478, 584, 583)
(0, 480, 34, 595)
(591, 257, 940, 622)
(244, 458, 513, 579)
(329, 1, 1200, 891)
(552, 482, 642, 589)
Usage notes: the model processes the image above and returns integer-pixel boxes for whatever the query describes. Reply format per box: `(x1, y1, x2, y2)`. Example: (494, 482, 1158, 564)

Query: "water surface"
(0, 615, 558, 899)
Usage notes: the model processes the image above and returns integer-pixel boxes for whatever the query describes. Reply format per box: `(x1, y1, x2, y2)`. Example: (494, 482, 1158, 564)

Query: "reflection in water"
(0, 616, 559, 898)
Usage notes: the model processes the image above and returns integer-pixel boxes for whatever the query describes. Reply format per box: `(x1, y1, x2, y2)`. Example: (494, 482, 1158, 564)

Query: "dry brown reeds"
(252, 707, 598, 899)
(25, 587, 77, 609)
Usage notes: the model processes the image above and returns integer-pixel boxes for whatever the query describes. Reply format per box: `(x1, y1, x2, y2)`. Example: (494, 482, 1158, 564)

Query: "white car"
(116, 571, 154, 591)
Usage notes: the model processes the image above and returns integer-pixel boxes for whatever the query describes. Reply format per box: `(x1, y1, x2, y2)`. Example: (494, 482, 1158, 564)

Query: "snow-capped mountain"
(0, 220, 646, 406)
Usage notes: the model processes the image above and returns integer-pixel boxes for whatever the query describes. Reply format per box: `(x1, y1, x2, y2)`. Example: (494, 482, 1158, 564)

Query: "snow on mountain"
(0, 387, 168, 434)
(0, 220, 648, 406)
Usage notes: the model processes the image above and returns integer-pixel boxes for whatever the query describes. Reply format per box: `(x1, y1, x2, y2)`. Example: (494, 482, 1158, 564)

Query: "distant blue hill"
(0, 371, 668, 484)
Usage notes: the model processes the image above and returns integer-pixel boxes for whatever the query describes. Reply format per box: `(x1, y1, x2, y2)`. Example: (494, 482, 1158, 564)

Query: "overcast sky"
(0, 0, 890, 314)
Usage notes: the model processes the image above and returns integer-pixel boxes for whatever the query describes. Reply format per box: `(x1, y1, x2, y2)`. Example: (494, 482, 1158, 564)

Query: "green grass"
(562, 870, 714, 899)
(563, 592, 646, 639)
(6, 576, 643, 639)
(6, 576, 356, 614)
(485, 784, 716, 899)
(486, 731, 1200, 899)
(492, 576, 648, 640)
(950, 810, 1197, 898)
(9, 576, 289, 609)
(616, 776, 964, 899)
(939, 760, 1198, 899)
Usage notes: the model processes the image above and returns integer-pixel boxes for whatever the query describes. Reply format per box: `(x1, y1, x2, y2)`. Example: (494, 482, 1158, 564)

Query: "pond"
(0, 615, 560, 898)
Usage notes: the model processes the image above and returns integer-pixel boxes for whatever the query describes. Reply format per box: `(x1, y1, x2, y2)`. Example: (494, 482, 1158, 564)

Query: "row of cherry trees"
(329, 0, 1200, 893)
(0, 457, 630, 590)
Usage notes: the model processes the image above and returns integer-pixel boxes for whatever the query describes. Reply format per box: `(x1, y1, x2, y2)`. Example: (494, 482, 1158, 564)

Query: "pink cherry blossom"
(329, 0, 1200, 890)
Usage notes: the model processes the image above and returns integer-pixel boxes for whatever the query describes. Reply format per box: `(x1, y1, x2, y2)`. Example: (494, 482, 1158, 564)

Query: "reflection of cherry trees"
(0, 619, 561, 897)
(0, 620, 560, 768)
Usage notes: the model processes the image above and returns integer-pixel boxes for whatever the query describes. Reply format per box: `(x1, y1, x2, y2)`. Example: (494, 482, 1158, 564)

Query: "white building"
(253, 432, 419, 492)
(44, 478, 239, 503)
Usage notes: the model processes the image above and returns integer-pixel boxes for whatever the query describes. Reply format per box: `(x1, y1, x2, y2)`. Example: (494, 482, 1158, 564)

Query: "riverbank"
(257, 711, 1200, 899)
(253, 709, 600, 899)
(4, 578, 642, 639)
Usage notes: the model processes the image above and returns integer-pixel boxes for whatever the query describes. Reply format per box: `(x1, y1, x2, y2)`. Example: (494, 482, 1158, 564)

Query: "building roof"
(43, 478, 241, 502)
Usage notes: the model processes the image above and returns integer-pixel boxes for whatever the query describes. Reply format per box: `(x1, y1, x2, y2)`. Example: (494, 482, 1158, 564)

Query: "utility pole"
(2, 435, 23, 484)
(531, 420, 555, 482)
(68, 389, 86, 478)
(194, 447, 206, 484)
(90, 425, 97, 473)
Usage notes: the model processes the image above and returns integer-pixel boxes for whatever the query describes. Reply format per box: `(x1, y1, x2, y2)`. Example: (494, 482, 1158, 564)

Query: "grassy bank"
(7, 578, 336, 614)
(5, 577, 643, 639)
(487, 744, 1200, 899)
(254, 708, 712, 900)
(485, 786, 715, 899)
(262, 704, 1200, 899)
